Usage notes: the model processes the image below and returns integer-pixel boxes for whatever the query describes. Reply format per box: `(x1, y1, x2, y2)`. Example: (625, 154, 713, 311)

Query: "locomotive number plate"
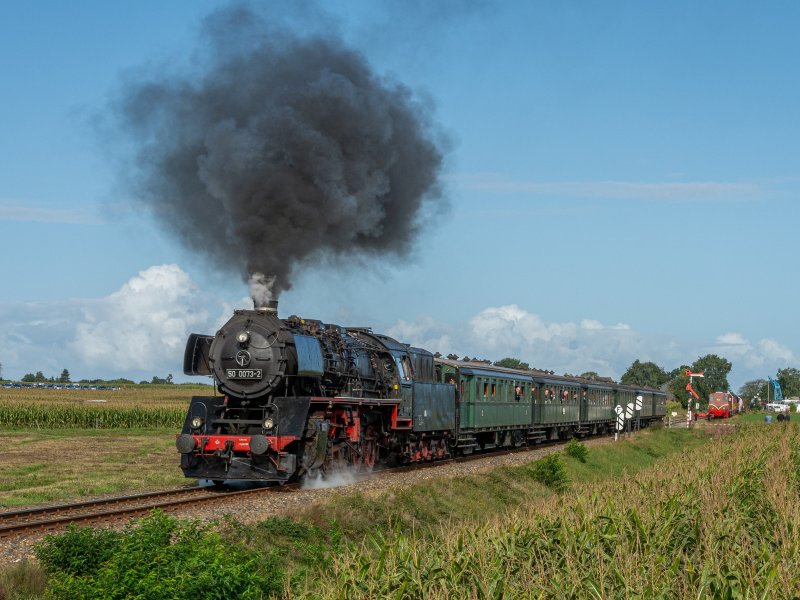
(226, 369, 263, 379)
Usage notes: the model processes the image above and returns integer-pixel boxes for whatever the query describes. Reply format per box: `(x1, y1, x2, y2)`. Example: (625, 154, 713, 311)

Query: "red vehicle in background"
(705, 391, 742, 419)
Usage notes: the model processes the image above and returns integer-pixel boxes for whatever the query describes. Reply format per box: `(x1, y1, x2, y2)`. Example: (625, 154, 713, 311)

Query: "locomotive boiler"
(176, 300, 454, 484)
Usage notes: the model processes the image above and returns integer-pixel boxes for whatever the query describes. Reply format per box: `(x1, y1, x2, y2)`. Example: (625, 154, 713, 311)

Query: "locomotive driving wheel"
(360, 424, 379, 471)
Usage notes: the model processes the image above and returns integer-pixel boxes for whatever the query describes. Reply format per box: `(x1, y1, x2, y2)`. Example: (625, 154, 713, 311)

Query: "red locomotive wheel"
(361, 425, 379, 471)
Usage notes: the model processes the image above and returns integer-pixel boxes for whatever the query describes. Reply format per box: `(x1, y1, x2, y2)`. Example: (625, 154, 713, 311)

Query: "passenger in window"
(446, 375, 460, 402)
(402, 357, 412, 381)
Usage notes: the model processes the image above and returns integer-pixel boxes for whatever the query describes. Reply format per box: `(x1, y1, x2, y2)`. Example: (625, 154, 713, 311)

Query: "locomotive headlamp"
(237, 331, 250, 344)
(190, 416, 204, 429)
(262, 417, 275, 430)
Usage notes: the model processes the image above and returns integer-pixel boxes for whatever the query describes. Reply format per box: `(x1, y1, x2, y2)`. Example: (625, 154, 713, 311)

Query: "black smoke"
(113, 3, 446, 300)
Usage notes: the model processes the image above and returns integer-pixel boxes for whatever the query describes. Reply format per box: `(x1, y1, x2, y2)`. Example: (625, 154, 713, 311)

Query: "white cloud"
(711, 332, 797, 372)
(0, 201, 105, 224)
(757, 339, 796, 364)
(449, 173, 761, 201)
(70, 265, 209, 372)
(716, 332, 748, 346)
(390, 304, 643, 379)
(388, 308, 799, 390)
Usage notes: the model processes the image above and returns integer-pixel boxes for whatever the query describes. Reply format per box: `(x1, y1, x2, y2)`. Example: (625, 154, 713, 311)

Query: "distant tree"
(667, 365, 692, 409)
(739, 379, 768, 404)
(777, 368, 800, 398)
(34, 371, 46, 383)
(166, 374, 174, 384)
(58, 369, 71, 383)
(494, 357, 531, 370)
(21, 373, 36, 383)
(580, 371, 599, 380)
(151, 376, 167, 385)
(461, 356, 471, 362)
(668, 355, 733, 409)
(621, 360, 669, 389)
(446, 354, 459, 360)
(691, 354, 732, 400)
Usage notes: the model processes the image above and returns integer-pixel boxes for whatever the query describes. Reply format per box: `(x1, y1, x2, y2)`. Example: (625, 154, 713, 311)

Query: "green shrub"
(527, 453, 568, 492)
(36, 511, 283, 600)
(564, 438, 589, 462)
(36, 524, 121, 577)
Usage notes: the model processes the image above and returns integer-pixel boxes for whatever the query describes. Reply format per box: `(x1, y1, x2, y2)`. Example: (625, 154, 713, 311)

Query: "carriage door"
(393, 352, 414, 418)
(580, 387, 589, 422)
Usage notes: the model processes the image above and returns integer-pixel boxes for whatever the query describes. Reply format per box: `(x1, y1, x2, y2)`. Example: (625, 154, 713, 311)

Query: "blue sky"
(1, 0, 798, 390)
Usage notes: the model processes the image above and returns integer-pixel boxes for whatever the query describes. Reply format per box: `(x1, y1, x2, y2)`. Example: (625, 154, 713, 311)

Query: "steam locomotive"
(176, 301, 666, 484)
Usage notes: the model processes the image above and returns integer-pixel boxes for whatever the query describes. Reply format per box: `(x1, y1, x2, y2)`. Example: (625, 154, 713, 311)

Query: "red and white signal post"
(685, 369, 704, 426)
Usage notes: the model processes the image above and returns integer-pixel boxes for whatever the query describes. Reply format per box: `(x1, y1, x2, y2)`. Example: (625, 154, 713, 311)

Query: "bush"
(527, 454, 568, 492)
(564, 439, 589, 463)
(35, 511, 283, 599)
(36, 524, 121, 577)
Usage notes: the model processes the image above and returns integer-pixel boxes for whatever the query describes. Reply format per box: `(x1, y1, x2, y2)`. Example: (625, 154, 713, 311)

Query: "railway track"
(0, 483, 300, 539)
(0, 434, 606, 539)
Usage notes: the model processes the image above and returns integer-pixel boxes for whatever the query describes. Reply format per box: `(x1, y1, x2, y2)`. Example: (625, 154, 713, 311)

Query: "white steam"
(249, 272, 275, 308)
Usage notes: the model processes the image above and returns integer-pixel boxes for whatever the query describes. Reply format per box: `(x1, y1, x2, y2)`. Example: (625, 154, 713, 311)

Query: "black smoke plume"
(113, 3, 446, 302)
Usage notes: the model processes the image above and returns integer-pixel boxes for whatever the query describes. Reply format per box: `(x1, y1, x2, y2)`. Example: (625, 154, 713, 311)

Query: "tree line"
(7, 369, 177, 386)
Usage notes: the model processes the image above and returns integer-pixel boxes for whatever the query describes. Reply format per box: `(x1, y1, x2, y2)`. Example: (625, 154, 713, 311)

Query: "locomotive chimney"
(254, 299, 278, 314)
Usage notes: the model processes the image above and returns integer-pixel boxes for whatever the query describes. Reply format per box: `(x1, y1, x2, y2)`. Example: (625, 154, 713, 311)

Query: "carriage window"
(483, 382, 489, 400)
(491, 383, 497, 399)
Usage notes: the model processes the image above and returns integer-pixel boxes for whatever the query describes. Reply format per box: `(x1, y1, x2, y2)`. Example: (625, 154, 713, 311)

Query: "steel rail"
(0, 483, 299, 538)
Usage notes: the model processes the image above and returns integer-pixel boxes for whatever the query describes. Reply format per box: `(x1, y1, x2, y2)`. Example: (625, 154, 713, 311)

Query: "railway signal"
(684, 369, 704, 426)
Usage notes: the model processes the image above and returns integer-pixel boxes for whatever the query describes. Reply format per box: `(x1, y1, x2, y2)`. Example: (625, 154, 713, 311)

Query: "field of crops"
(302, 422, 800, 598)
(0, 384, 214, 429)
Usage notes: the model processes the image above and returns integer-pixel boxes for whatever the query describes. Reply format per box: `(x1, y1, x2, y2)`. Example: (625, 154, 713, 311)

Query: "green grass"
(0, 428, 187, 507)
(0, 561, 48, 600)
(734, 410, 797, 424)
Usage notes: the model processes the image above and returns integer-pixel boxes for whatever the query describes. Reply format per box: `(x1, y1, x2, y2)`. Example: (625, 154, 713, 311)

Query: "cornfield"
(299, 423, 800, 599)
(0, 385, 212, 408)
(0, 404, 185, 429)
(0, 385, 214, 429)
